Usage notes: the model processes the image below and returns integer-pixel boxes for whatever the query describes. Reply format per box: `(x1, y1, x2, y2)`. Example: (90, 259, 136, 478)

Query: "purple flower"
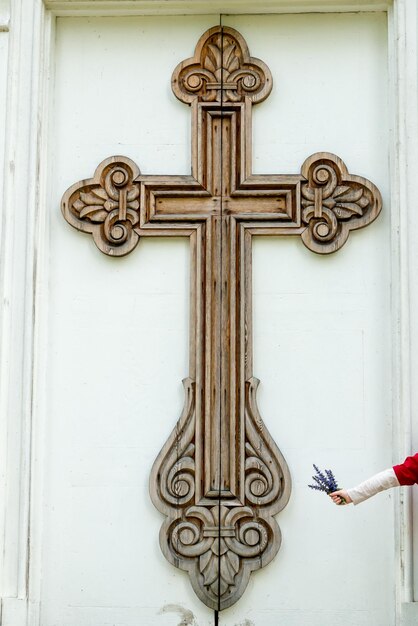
(308, 464, 340, 495)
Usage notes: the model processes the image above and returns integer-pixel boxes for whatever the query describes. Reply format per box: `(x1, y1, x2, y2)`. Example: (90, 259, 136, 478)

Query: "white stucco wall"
(42, 12, 392, 626)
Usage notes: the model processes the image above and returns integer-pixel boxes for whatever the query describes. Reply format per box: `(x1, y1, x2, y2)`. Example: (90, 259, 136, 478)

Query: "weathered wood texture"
(61, 25, 382, 611)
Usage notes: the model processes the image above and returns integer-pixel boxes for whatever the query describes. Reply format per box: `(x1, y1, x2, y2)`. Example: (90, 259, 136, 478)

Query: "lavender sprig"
(308, 464, 345, 503)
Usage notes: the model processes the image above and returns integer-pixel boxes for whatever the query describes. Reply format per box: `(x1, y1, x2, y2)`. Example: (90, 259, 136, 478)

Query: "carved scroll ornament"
(172, 28, 271, 104)
(61, 26, 382, 611)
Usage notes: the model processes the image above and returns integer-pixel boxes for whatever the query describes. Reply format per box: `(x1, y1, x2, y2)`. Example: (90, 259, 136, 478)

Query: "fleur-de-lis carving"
(164, 503, 275, 610)
(62, 156, 141, 256)
(172, 26, 272, 105)
(300, 153, 381, 254)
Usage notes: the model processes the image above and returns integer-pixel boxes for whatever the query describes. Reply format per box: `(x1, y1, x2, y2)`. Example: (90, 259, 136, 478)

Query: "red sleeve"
(393, 454, 418, 485)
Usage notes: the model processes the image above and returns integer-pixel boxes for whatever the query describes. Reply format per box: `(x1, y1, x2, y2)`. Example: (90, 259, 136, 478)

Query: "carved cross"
(61, 26, 382, 611)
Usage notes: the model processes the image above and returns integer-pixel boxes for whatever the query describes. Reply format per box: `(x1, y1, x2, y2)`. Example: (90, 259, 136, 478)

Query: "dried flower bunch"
(308, 464, 343, 500)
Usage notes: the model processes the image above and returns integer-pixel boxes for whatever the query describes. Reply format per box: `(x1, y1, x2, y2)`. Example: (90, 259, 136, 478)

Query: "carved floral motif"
(172, 26, 272, 105)
(61, 157, 141, 256)
(168, 504, 273, 607)
(153, 378, 196, 511)
(300, 153, 381, 254)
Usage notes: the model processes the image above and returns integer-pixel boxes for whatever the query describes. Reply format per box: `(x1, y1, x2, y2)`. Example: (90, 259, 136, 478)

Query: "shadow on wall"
(159, 604, 197, 626)
(158, 604, 255, 626)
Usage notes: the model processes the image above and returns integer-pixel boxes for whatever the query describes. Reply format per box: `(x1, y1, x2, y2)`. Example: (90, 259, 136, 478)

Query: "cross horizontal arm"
(225, 175, 301, 223)
(138, 175, 218, 224)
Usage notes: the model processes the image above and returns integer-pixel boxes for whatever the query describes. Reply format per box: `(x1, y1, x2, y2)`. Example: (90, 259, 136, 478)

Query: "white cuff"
(346, 468, 400, 505)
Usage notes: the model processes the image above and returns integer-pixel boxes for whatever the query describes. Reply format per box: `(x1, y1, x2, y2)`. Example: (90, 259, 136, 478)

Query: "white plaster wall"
(45, 12, 391, 626)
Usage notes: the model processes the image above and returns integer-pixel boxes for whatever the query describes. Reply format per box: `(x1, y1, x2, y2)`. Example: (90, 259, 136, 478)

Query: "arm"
(393, 453, 418, 485)
(330, 468, 399, 505)
(330, 453, 418, 506)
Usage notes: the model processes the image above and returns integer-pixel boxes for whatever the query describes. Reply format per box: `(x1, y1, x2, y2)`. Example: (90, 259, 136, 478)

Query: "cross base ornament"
(61, 26, 382, 611)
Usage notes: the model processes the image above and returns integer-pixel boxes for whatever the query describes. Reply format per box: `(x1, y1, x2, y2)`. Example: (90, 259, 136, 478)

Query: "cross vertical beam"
(61, 25, 382, 611)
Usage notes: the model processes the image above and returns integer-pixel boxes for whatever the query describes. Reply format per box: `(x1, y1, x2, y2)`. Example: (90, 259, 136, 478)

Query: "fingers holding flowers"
(329, 489, 352, 505)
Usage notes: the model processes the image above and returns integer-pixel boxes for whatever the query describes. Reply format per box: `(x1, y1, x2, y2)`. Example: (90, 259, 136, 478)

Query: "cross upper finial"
(172, 26, 272, 104)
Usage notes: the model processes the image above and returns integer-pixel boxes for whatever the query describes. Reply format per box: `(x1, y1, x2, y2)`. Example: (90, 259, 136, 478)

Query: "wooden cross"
(62, 26, 382, 612)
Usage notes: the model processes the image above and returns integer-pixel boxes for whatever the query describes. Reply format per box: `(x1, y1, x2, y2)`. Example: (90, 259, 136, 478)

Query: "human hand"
(329, 490, 352, 505)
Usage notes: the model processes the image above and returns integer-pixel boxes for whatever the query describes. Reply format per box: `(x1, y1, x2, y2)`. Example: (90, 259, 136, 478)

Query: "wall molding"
(0, 0, 51, 614)
(43, 0, 389, 16)
(388, 0, 418, 617)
